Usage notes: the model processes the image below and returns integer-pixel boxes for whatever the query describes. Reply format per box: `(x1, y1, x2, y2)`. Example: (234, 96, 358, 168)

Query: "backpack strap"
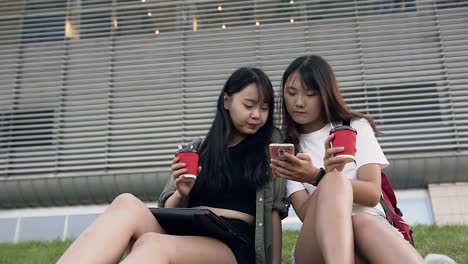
(380, 195, 396, 225)
(381, 172, 398, 210)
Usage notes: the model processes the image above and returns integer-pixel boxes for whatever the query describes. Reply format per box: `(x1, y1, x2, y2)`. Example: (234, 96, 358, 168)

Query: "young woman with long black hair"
(57, 67, 288, 264)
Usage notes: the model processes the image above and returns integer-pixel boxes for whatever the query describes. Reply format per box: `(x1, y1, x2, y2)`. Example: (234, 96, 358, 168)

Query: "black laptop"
(149, 207, 247, 244)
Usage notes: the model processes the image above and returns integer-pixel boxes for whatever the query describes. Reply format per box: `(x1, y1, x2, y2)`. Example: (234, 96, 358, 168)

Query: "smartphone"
(269, 143, 295, 161)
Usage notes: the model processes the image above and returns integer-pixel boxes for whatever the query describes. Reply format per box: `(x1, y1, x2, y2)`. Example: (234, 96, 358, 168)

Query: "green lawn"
(0, 225, 467, 264)
(283, 225, 468, 264)
(0, 240, 72, 264)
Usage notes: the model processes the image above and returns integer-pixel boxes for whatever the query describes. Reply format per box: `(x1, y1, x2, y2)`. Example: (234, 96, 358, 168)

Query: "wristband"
(312, 168, 326, 186)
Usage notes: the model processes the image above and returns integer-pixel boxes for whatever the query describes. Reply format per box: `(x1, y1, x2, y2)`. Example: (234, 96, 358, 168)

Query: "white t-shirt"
(286, 118, 389, 217)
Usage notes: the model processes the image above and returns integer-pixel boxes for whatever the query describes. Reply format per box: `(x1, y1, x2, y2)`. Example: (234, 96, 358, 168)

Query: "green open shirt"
(157, 129, 290, 264)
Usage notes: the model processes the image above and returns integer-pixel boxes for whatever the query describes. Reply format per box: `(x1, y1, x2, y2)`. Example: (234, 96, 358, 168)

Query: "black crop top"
(187, 139, 257, 216)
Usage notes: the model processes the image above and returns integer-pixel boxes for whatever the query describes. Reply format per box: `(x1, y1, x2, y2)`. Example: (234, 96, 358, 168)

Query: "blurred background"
(1, 0, 467, 242)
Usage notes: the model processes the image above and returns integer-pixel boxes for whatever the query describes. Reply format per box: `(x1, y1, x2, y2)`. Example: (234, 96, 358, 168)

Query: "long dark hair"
(191, 67, 274, 195)
(280, 55, 379, 148)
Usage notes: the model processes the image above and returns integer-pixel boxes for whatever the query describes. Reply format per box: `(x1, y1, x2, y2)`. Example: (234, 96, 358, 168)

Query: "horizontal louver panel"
(1, 0, 468, 181)
(110, 33, 184, 168)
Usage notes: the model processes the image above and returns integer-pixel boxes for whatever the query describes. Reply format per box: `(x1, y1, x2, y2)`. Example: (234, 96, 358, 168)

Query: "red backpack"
(380, 172, 415, 246)
(342, 120, 414, 246)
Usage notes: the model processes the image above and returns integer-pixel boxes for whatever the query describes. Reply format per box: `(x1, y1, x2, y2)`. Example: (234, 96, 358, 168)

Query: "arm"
(271, 134, 348, 185)
(269, 174, 289, 263)
(289, 189, 311, 222)
(163, 189, 188, 208)
(270, 152, 322, 184)
(159, 138, 204, 208)
(158, 156, 197, 208)
(271, 210, 282, 264)
(157, 174, 177, 208)
(322, 133, 381, 207)
(348, 119, 386, 207)
(350, 163, 382, 207)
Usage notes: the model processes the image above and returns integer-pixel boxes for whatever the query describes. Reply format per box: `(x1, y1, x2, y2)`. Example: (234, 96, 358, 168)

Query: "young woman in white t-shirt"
(270, 55, 424, 264)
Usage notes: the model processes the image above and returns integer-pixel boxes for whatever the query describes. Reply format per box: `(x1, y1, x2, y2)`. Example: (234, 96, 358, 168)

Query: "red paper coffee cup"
(330, 125, 357, 163)
(175, 151, 199, 180)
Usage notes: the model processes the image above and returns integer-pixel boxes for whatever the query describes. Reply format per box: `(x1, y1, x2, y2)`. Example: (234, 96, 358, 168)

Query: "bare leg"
(57, 193, 163, 264)
(295, 170, 355, 264)
(121, 233, 237, 264)
(352, 213, 424, 264)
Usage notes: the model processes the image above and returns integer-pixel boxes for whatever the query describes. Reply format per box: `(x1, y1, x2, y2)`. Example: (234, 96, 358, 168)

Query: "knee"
(133, 232, 161, 249)
(132, 233, 175, 258)
(110, 193, 146, 213)
(319, 170, 352, 197)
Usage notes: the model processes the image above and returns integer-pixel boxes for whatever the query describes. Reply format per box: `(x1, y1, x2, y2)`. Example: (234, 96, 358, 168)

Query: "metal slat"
(0, 0, 467, 188)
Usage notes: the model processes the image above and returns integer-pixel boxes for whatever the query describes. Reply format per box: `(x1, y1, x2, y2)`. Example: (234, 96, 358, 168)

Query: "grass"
(0, 240, 72, 264)
(0, 225, 467, 264)
(411, 225, 468, 263)
(282, 225, 468, 264)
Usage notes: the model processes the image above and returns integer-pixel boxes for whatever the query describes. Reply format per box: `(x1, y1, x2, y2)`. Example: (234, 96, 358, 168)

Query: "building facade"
(1, 0, 468, 242)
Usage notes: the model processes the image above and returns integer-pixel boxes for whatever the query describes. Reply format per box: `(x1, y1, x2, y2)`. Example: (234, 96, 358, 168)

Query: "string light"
(193, 18, 198, 32)
(218, 6, 223, 11)
(290, 0, 294, 4)
(155, 30, 159, 35)
(290, 18, 295, 23)
(141, 0, 146, 2)
(221, 24, 226, 29)
(256, 21, 260, 26)
(147, 12, 152, 16)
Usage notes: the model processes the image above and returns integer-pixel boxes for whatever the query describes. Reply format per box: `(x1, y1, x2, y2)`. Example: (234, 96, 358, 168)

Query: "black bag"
(149, 207, 248, 245)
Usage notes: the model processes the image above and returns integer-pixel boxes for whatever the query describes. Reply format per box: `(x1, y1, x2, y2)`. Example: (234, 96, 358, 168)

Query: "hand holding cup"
(329, 124, 357, 163)
(324, 134, 347, 172)
(175, 148, 199, 180)
(171, 156, 202, 197)
(171, 142, 201, 197)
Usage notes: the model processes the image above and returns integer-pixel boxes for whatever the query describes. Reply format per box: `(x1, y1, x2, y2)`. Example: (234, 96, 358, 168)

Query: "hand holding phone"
(269, 143, 295, 161)
(269, 143, 295, 177)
